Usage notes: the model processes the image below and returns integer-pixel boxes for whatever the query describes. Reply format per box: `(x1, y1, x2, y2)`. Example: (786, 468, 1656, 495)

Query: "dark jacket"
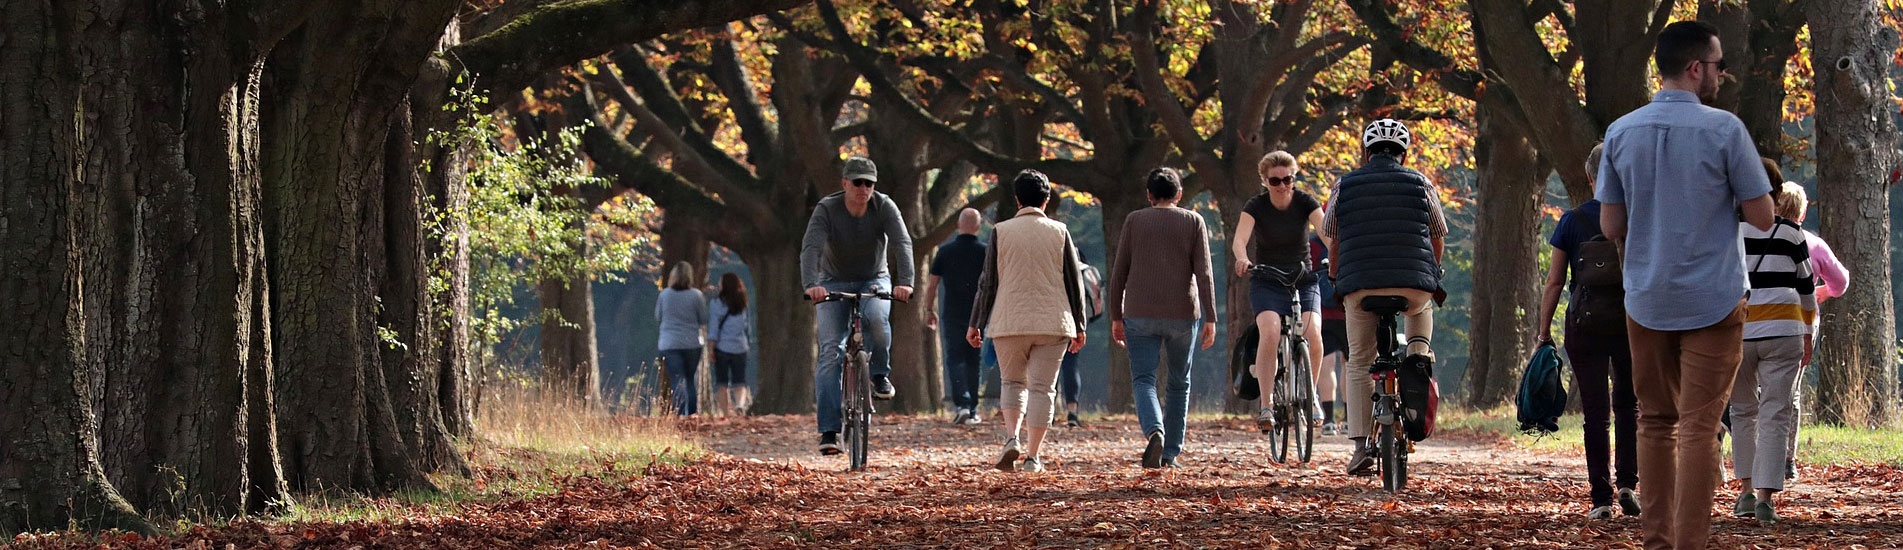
(1330, 156, 1444, 303)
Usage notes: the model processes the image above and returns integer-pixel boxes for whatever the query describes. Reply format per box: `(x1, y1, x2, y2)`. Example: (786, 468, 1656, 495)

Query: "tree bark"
(1703, 0, 1805, 160)
(538, 272, 602, 406)
(1806, 0, 1901, 428)
(744, 244, 819, 414)
(1099, 193, 1147, 414)
(1462, 107, 1549, 407)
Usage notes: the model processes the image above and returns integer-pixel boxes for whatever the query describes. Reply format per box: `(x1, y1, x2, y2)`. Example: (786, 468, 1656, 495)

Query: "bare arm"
(1536, 248, 1569, 343)
(924, 274, 943, 329)
(1740, 194, 1774, 232)
(1231, 212, 1256, 276)
(1600, 202, 1628, 244)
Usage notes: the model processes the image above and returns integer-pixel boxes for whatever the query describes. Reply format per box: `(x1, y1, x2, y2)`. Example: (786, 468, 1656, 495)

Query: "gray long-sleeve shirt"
(800, 191, 915, 287)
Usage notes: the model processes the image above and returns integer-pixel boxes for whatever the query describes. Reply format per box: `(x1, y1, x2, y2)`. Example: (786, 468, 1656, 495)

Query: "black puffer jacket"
(1330, 155, 1444, 303)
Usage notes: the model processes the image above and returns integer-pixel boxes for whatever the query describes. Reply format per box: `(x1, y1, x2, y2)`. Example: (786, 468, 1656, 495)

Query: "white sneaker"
(995, 438, 1022, 472)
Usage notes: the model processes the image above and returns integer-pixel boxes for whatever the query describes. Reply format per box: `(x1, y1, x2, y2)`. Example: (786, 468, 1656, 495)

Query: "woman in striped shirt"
(1727, 180, 1817, 524)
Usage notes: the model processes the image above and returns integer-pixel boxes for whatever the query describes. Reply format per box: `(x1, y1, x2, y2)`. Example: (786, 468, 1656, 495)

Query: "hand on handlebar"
(892, 286, 913, 302)
(1233, 258, 1251, 278)
(804, 286, 829, 302)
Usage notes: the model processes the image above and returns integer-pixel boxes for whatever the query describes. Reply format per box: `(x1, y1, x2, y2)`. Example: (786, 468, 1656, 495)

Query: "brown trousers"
(1627, 302, 1745, 550)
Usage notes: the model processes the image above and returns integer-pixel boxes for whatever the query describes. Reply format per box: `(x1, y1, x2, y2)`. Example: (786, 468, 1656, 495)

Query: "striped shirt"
(1740, 218, 1816, 340)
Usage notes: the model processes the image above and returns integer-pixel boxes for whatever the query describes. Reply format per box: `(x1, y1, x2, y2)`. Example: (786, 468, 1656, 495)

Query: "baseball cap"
(842, 157, 878, 183)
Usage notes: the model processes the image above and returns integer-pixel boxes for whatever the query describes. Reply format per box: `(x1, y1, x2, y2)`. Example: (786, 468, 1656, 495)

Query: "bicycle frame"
(1369, 300, 1412, 492)
(811, 290, 894, 472)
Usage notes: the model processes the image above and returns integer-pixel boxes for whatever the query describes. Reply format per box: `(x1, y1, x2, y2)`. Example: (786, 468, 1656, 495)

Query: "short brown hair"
(1257, 150, 1298, 179)
(1775, 181, 1808, 220)
(1761, 157, 1783, 185)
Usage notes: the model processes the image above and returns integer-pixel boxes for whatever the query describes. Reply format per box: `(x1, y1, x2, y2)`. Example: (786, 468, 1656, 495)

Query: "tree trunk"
(1704, 0, 1804, 160)
(1806, 0, 1901, 428)
(1463, 108, 1548, 407)
(888, 252, 941, 414)
(539, 272, 602, 406)
(746, 243, 820, 415)
(1212, 196, 1255, 415)
(1100, 193, 1145, 414)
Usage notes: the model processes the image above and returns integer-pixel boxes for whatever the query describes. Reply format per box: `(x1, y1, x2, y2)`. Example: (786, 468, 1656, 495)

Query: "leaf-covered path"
(20, 414, 1903, 549)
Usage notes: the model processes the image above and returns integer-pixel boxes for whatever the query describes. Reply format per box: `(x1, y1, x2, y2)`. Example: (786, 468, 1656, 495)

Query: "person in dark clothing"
(928, 208, 987, 425)
(1536, 143, 1641, 520)
(1311, 236, 1346, 436)
(1232, 150, 1327, 433)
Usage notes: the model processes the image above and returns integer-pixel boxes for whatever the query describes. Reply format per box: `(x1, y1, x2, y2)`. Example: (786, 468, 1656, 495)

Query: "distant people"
(801, 156, 916, 455)
(1320, 119, 1447, 476)
(1310, 235, 1347, 436)
(1106, 167, 1217, 469)
(928, 208, 987, 425)
(710, 272, 753, 417)
(656, 263, 709, 417)
(1728, 172, 1815, 525)
(1059, 253, 1105, 428)
(1536, 143, 1640, 520)
(1233, 150, 1326, 433)
(1597, 21, 1774, 549)
(967, 170, 1089, 473)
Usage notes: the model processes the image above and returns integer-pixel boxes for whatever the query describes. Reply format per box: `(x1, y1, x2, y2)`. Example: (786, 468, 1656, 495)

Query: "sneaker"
(1754, 500, 1780, 524)
(819, 432, 842, 456)
(1733, 492, 1757, 518)
(1021, 456, 1046, 473)
(1785, 459, 1797, 481)
(1586, 505, 1617, 520)
(1141, 430, 1165, 469)
(962, 409, 983, 425)
(872, 376, 896, 400)
(1345, 446, 1376, 476)
(952, 409, 973, 425)
(1321, 422, 1339, 436)
(995, 438, 1022, 472)
(1618, 487, 1641, 516)
(1256, 408, 1276, 433)
(1161, 457, 1179, 469)
(1066, 412, 1083, 428)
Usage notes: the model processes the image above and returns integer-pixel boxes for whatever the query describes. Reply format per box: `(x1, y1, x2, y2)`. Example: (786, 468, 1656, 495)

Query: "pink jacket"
(1805, 230, 1848, 300)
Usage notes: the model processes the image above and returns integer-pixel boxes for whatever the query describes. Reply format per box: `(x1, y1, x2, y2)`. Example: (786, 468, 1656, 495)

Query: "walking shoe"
(819, 432, 842, 456)
(1321, 422, 1339, 436)
(995, 438, 1022, 472)
(1785, 459, 1798, 481)
(1141, 430, 1166, 469)
(1345, 446, 1376, 476)
(1161, 457, 1179, 468)
(1021, 456, 1046, 473)
(1733, 493, 1757, 518)
(1618, 487, 1641, 516)
(1256, 408, 1277, 433)
(1066, 412, 1083, 428)
(872, 376, 896, 400)
(1754, 500, 1780, 524)
(952, 409, 973, 425)
(962, 408, 984, 425)
(1586, 505, 1617, 520)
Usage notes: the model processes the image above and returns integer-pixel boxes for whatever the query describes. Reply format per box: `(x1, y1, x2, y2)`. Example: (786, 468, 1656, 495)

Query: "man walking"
(966, 170, 1089, 473)
(927, 208, 986, 425)
(1598, 21, 1775, 550)
(802, 157, 916, 455)
(1106, 167, 1217, 469)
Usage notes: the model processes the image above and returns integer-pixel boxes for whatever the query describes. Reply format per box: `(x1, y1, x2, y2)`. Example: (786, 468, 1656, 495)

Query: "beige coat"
(969, 207, 1087, 339)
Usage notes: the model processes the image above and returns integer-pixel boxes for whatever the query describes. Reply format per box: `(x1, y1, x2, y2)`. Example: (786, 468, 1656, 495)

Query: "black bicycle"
(807, 290, 898, 471)
(1360, 294, 1415, 492)
(1250, 263, 1318, 464)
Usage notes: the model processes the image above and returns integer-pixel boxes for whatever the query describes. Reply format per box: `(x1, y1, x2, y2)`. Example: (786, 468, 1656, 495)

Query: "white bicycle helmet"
(1362, 118, 1412, 152)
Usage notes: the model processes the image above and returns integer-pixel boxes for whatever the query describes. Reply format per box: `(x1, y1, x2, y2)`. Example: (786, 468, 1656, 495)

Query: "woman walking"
(710, 273, 753, 416)
(656, 263, 709, 416)
(967, 170, 1090, 473)
(1231, 151, 1326, 432)
(1729, 178, 1818, 524)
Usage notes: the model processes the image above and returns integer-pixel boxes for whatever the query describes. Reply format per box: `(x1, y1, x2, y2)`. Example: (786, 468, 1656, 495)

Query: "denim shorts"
(1249, 276, 1322, 318)
(712, 351, 747, 386)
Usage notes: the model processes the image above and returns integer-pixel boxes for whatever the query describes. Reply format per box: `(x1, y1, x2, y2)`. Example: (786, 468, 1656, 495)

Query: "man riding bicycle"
(802, 157, 915, 455)
(1320, 119, 1447, 476)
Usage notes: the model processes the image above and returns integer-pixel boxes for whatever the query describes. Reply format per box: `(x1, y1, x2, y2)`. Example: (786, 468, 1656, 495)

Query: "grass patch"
(283, 384, 701, 524)
(1435, 406, 1903, 467)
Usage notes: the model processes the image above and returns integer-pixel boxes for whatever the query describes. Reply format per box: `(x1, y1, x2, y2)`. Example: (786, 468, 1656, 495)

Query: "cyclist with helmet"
(1319, 119, 1448, 476)
(1232, 150, 1326, 432)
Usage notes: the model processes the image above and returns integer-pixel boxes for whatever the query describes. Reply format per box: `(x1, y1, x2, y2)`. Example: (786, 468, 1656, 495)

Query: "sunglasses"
(849, 179, 876, 188)
(1266, 176, 1295, 187)
(1698, 58, 1728, 73)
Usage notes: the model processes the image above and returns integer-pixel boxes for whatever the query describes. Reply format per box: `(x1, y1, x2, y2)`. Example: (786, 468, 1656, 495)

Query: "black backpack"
(1567, 236, 1626, 335)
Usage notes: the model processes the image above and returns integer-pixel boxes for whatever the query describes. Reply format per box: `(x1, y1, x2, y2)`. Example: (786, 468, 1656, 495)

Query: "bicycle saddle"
(1360, 295, 1411, 315)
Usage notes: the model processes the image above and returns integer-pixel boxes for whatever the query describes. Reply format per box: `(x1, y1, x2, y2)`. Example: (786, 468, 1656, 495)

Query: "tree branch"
(605, 49, 762, 189)
(1128, 1, 1226, 183)
(709, 38, 780, 169)
(1344, 0, 1485, 100)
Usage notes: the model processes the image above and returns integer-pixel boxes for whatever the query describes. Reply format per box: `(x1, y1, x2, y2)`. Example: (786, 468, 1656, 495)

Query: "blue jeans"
(1059, 350, 1081, 406)
(943, 327, 981, 410)
(660, 348, 702, 416)
(814, 278, 892, 434)
(1125, 317, 1198, 460)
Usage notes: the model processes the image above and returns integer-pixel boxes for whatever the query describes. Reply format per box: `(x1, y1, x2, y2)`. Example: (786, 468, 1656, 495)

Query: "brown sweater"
(1107, 206, 1216, 322)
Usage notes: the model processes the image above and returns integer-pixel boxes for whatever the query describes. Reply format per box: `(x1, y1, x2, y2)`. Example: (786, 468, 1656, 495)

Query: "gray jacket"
(800, 191, 915, 287)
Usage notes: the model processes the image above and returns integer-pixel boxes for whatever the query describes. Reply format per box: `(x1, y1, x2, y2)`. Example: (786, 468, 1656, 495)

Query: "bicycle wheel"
(1380, 407, 1408, 492)
(848, 353, 872, 471)
(1269, 341, 1293, 463)
(1289, 341, 1315, 463)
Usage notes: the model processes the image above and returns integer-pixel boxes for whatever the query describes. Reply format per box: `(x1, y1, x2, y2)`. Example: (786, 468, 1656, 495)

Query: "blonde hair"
(666, 263, 694, 291)
(1775, 181, 1807, 221)
(1257, 150, 1298, 179)
(1585, 143, 1605, 183)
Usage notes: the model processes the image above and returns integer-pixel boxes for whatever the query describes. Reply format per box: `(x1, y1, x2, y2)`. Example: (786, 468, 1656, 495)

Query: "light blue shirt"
(709, 298, 751, 354)
(654, 288, 707, 351)
(1597, 90, 1772, 331)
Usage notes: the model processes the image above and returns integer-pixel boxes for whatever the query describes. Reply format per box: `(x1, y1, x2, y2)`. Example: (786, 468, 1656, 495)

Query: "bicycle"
(1248, 263, 1319, 465)
(806, 289, 899, 471)
(1358, 293, 1415, 492)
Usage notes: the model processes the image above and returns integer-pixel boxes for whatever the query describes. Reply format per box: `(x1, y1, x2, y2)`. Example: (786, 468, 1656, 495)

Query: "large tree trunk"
(888, 252, 941, 414)
(745, 243, 820, 415)
(1214, 196, 1254, 415)
(413, 54, 478, 438)
(1099, 193, 1146, 414)
(1704, 0, 1804, 160)
(538, 272, 602, 406)
(1463, 108, 1548, 407)
(1807, 0, 1901, 428)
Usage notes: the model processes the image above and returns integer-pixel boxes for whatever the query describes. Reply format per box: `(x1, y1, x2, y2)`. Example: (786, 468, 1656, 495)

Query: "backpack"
(1567, 236, 1626, 335)
(1081, 263, 1106, 323)
(1516, 343, 1568, 435)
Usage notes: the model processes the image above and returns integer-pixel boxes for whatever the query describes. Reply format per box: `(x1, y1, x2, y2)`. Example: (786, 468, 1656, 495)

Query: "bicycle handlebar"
(803, 291, 907, 304)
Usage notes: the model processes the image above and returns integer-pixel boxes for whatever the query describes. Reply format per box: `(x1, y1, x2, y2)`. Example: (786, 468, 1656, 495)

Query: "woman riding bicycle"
(1232, 150, 1326, 432)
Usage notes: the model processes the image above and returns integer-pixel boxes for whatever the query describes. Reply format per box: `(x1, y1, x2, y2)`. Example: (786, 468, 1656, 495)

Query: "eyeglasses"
(849, 179, 875, 188)
(1698, 58, 1729, 73)
(1266, 176, 1295, 187)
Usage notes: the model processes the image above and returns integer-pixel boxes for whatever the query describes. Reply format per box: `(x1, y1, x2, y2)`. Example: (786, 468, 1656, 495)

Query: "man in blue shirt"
(927, 208, 987, 425)
(1597, 20, 1775, 550)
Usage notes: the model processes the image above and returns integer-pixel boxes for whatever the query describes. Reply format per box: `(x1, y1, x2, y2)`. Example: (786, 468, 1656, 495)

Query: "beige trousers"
(1342, 288, 1435, 439)
(994, 334, 1070, 435)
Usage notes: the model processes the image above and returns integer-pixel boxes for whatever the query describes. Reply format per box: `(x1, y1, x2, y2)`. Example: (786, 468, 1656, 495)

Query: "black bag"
(1230, 323, 1260, 401)
(1398, 354, 1438, 442)
(1567, 236, 1626, 335)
